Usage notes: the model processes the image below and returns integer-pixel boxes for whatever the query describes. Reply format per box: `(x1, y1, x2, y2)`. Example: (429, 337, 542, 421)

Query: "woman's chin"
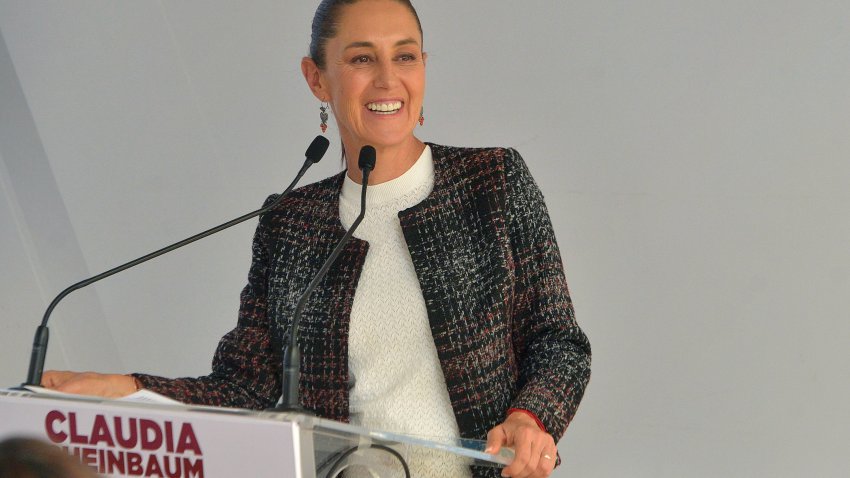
(357, 127, 416, 149)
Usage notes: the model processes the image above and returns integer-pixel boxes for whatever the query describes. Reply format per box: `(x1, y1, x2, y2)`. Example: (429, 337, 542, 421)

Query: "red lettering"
(164, 421, 174, 453)
(106, 449, 125, 474)
(68, 413, 89, 444)
(144, 453, 164, 477)
(115, 417, 138, 448)
(90, 414, 115, 447)
(140, 419, 163, 451)
(81, 447, 97, 467)
(43, 414, 202, 477)
(183, 457, 204, 478)
(127, 452, 144, 475)
(164, 455, 182, 478)
(45, 410, 67, 443)
(64, 445, 81, 458)
(176, 424, 201, 455)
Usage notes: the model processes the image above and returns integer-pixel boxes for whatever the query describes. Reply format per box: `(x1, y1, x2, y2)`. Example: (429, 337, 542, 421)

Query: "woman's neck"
(342, 136, 426, 185)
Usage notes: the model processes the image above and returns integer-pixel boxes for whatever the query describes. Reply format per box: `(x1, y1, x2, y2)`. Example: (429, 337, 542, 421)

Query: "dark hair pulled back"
(310, 0, 423, 69)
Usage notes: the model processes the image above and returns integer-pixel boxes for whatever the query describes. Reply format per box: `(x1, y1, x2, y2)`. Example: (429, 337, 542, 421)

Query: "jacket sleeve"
(503, 148, 591, 440)
(131, 195, 282, 409)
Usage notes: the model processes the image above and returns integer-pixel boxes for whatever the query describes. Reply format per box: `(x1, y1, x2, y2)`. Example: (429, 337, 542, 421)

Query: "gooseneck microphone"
(23, 136, 330, 387)
(275, 145, 376, 412)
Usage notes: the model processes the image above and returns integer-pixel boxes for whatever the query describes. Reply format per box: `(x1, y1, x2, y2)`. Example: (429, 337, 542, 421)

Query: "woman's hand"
(486, 411, 557, 478)
(41, 371, 137, 398)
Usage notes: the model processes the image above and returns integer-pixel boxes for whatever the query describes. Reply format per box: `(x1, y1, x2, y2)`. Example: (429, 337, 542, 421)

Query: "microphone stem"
(25, 158, 314, 387)
(289, 170, 370, 348)
(278, 167, 371, 411)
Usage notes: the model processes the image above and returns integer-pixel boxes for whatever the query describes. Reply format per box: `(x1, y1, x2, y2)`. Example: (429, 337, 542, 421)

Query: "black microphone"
(23, 136, 330, 387)
(275, 145, 376, 412)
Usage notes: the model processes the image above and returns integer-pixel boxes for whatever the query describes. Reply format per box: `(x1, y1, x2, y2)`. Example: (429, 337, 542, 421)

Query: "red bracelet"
(507, 408, 547, 432)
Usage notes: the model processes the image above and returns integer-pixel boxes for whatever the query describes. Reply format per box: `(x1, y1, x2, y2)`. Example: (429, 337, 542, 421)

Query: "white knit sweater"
(340, 146, 472, 477)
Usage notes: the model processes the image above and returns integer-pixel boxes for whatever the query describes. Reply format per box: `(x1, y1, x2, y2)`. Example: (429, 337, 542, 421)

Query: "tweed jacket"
(135, 143, 591, 468)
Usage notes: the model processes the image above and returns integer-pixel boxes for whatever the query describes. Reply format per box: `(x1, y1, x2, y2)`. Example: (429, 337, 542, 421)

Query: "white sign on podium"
(0, 390, 301, 478)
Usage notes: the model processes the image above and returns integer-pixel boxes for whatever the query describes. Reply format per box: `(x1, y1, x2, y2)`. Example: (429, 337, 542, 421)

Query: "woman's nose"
(373, 61, 398, 89)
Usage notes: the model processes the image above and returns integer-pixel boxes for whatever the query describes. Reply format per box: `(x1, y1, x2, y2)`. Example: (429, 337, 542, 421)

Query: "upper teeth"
(367, 101, 402, 112)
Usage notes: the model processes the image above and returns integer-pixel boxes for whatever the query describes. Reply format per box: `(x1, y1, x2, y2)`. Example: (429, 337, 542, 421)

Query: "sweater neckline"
(340, 145, 433, 207)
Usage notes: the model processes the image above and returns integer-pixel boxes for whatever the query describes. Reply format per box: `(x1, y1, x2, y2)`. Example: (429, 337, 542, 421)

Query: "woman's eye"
(398, 54, 417, 62)
(352, 55, 371, 64)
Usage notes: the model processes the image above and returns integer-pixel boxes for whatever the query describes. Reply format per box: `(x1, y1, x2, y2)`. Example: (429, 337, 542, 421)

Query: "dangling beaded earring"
(418, 106, 425, 126)
(319, 102, 330, 133)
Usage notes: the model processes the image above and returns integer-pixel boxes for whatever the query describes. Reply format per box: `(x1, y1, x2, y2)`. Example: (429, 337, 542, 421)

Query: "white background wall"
(1, 1, 848, 476)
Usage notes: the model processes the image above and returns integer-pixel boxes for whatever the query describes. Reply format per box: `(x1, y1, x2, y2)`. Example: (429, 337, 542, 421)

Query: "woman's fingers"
(488, 412, 558, 478)
(40, 370, 75, 388)
(518, 436, 546, 478)
(485, 424, 508, 455)
(55, 372, 100, 394)
(538, 444, 557, 476)
(40, 371, 135, 398)
(526, 436, 557, 478)
(502, 427, 533, 476)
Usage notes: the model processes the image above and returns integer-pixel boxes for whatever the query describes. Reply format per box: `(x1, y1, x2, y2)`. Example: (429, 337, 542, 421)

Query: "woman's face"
(307, 0, 426, 150)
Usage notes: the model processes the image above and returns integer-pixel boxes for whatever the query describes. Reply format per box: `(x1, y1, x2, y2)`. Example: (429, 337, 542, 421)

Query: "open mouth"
(366, 101, 403, 115)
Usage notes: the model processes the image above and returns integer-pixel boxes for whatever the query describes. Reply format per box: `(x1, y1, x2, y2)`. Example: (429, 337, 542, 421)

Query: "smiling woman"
(40, 1, 591, 477)
(302, 0, 428, 184)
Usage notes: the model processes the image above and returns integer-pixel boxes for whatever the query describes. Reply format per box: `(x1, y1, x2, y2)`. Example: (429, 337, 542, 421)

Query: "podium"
(0, 390, 511, 477)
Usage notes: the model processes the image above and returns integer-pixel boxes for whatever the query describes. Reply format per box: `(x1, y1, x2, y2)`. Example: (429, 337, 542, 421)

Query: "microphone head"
(358, 145, 377, 171)
(305, 136, 330, 163)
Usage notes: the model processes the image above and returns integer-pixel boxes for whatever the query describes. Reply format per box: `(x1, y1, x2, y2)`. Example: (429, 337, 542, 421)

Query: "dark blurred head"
(0, 437, 97, 478)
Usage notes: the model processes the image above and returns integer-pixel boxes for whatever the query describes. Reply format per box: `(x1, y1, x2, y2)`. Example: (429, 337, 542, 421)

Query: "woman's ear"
(301, 57, 328, 101)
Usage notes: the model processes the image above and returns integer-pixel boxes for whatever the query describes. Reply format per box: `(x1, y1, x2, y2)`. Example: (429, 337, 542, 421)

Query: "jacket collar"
(319, 142, 451, 233)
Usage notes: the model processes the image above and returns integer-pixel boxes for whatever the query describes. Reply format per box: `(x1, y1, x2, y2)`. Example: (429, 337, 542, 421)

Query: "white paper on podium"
(22, 385, 182, 405)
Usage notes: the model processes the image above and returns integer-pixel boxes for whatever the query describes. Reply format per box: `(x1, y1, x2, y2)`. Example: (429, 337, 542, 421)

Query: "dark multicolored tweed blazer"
(135, 143, 591, 474)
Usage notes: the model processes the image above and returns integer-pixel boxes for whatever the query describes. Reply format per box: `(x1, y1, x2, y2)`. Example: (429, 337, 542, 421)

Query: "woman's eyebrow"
(344, 38, 419, 50)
